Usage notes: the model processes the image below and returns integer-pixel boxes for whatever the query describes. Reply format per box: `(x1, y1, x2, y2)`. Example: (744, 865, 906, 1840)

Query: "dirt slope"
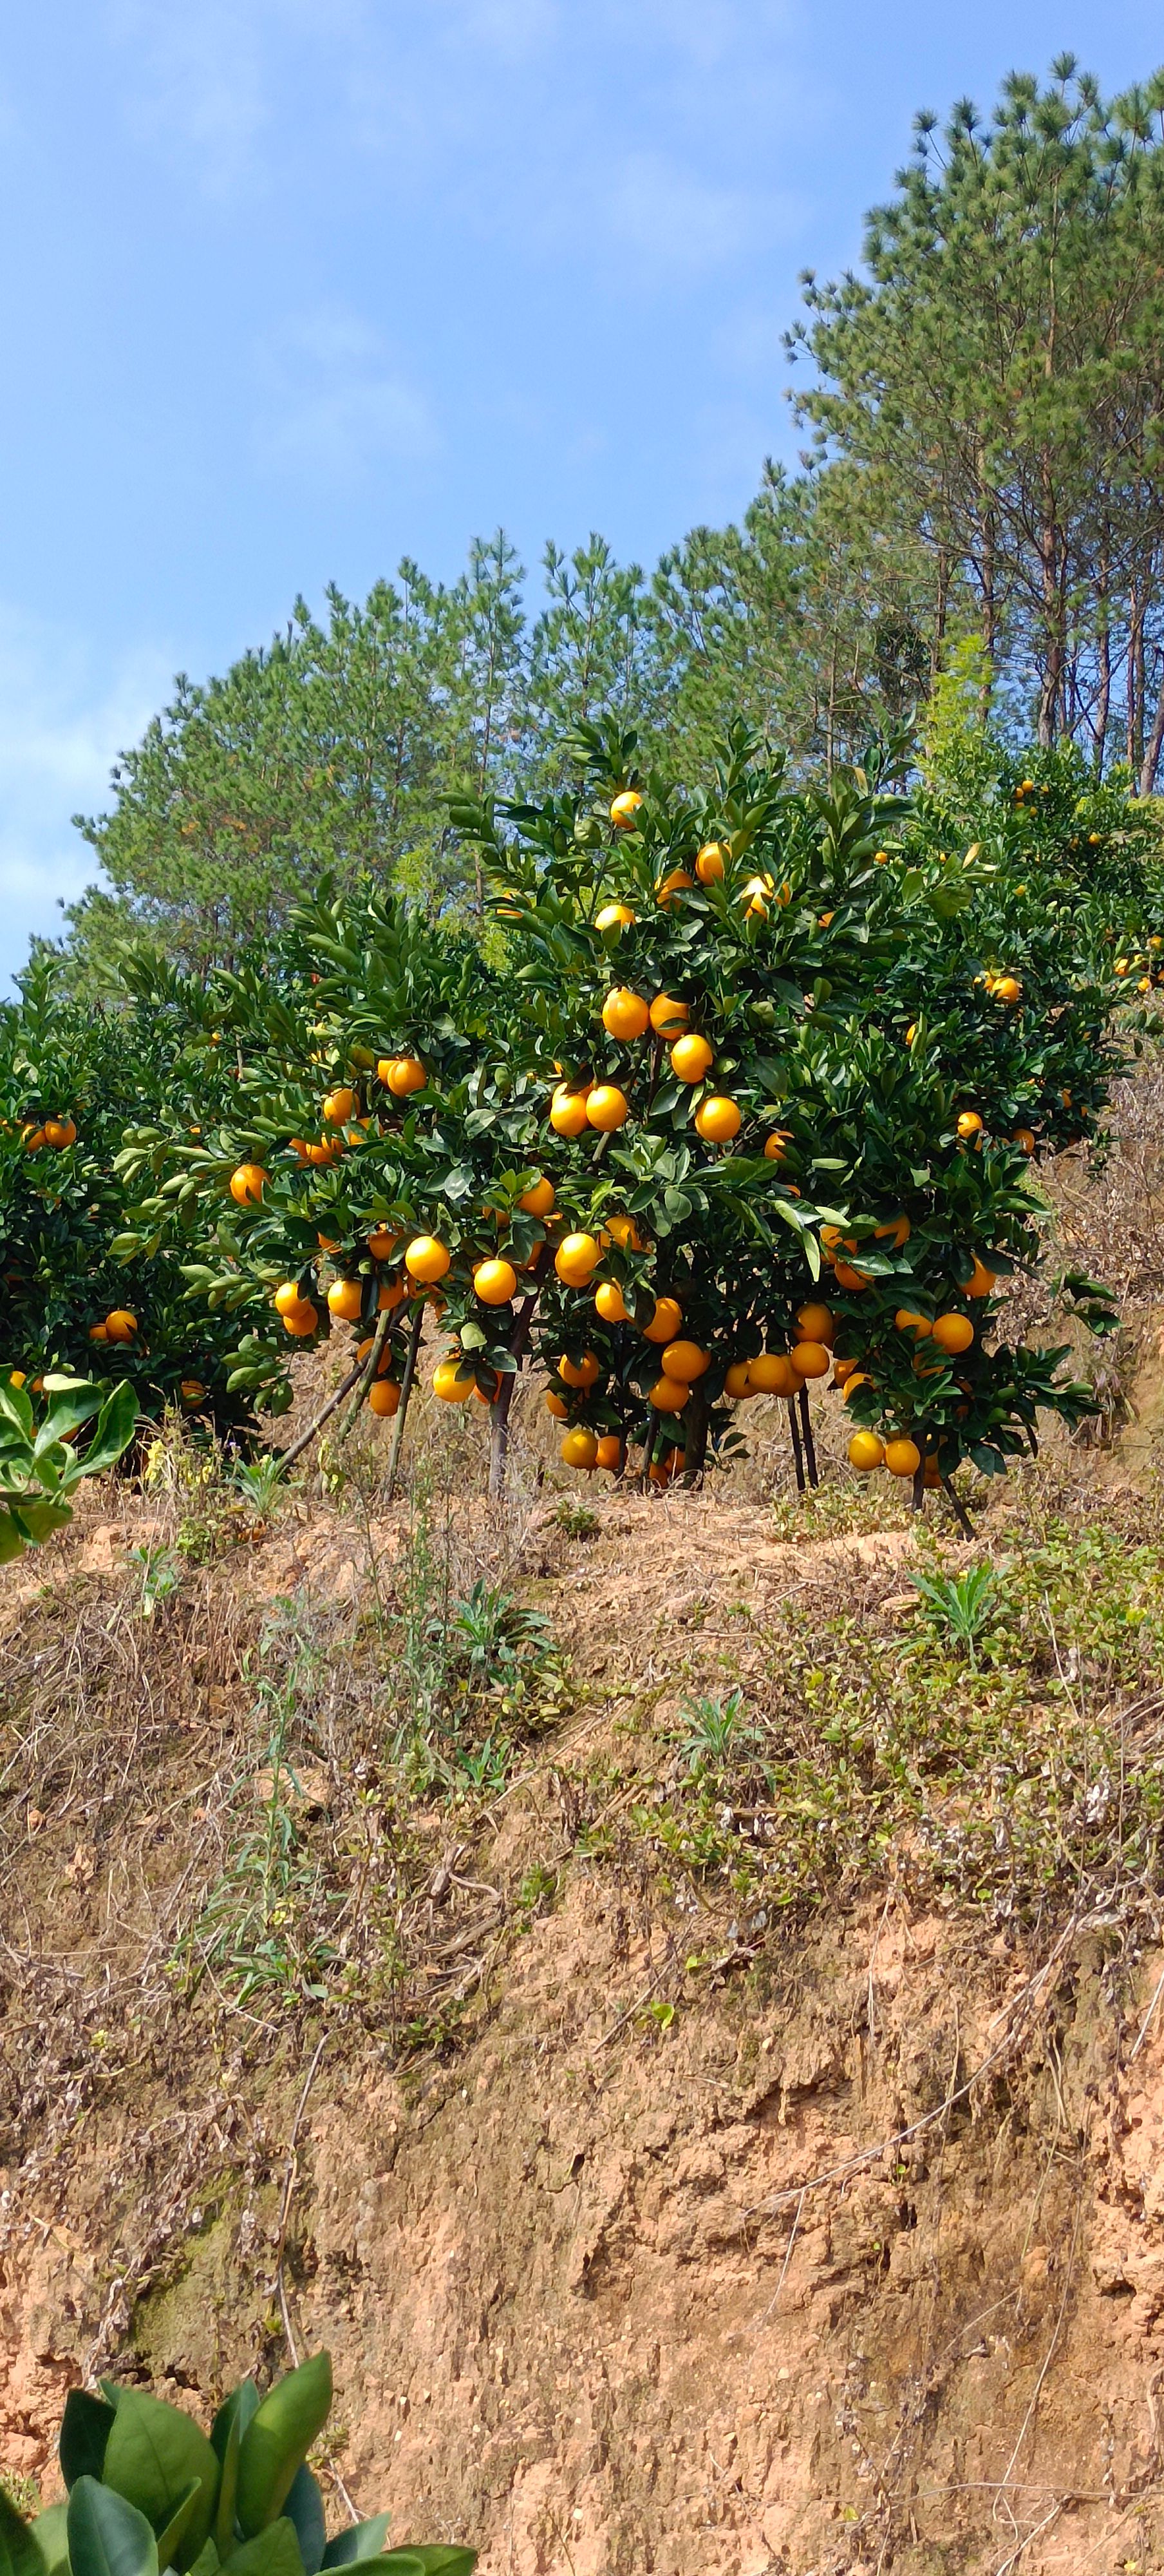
(4, 1369, 1164, 2569)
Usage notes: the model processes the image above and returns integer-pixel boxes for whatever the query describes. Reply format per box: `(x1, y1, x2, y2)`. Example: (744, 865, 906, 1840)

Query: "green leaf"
(102, 2387, 218, 2571)
(0, 1381, 33, 1438)
(33, 1382, 104, 1454)
(320, 2520, 391, 2568)
(28, 2507, 68, 2576)
(0, 2486, 47, 2576)
(281, 2472, 324, 2576)
(211, 2387, 258, 2559)
(155, 2484, 205, 2575)
(12, 1500, 73, 1542)
(0, 1510, 27, 1563)
(235, 2356, 332, 2539)
(60, 2391, 117, 2489)
(67, 2481, 159, 2576)
(367, 2555, 476, 2576)
(218, 2521, 306, 2576)
(82, 1383, 139, 1477)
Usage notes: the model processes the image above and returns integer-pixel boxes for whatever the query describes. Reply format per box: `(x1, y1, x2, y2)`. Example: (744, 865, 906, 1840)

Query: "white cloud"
(254, 307, 440, 478)
(0, 611, 169, 988)
(106, 0, 274, 198)
(601, 151, 803, 279)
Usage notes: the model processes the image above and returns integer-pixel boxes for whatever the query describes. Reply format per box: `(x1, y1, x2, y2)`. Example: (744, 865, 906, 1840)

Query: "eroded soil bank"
(5, 1435, 1164, 2574)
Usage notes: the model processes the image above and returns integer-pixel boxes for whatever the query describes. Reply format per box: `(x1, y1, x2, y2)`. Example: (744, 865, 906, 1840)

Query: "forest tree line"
(51, 59, 1164, 981)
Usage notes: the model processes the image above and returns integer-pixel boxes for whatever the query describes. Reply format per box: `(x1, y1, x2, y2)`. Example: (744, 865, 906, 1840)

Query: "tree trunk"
(681, 1381, 711, 1482)
(1093, 551, 1111, 778)
(1139, 649, 1164, 796)
(487, 1292, 539, 1500)
(1037, 459, 1063, 748)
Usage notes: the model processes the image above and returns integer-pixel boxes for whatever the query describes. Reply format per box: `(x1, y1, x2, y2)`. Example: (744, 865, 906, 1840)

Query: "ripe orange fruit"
(656, 867, 694, 906)
(587, 1084, 630, 1131)
(956, 1112, 984, 1141)
(993, 976, 1022, 1005)
(473, 1258, 518, 1306)
(229, 1162, 268, 1206)
(695, 1095, 741, 1142)
(378, 1280, 406, 1312)
(327, 1280, 363, 1321)
(603, 1213, 645, 1249)
(764, 1131, 793, 1162)
(556, 1233, 601, 1287)
(306, 1139, 341, 1167)
(21, 1125, 45, 1151)
(740, 871, 775, 918)
(518, 1176, 555, 1217)
(649, 1374, 690, 1411)
(561, 1426, 600, 1469)
(104, 1310, 138, 1343)
(1114, 957, 1131, 976)
(932, 1312, 974, 1355)
(695, 841, 725, 884)
(546, 1391, 570, 1419)
(406, 1235, 451, 1283)
(595, 1280, 629, 1325)
(849, 1432, 885, 1473)
(791, 1340, 830, 1379)
(386, 1056, 427, 1097)
(650, 994, 689, 1034)
(610, 791, 642, 828)
(323, 1086, 356, 1124)
(1013, 1128, 1036, 1155)
(833, 1261, 872, 1291)
(88, 1323, 109, 1344)
(923, 1456, 943, 1489)
(818, 910, 834, 927)
(831, 1357, 858, 1387)
(884, 1437, 921, 1478)
(602, 987, 650, 1040)
(643, 1296, 683, 1343)
(841, 1372, 874, 1403)
(368, 1379, 401, 1417)
(905, 1024, 918, 1046)
(596, 902, 635, 931)
(180, 1380, 206, 1405)
(368, 1226, 399, 1259)
(747, 1353, 796, 1397)
(795, 1302, 835, 1346)
(895, 1309, 932, 1337)
(962, 1255, 997, 1298)
(283, 1303, 319, 1338)
(658, 1341, 705, 1382)
(559, 1352, 600, 1389)
(274, 1281, 305, 1316)
(595, 1434, 623, 1472)
(433, 1358, 473, 1402)
(724, 1360, 753, 1399)
(43, 1117, 77, 1148)
(874, 1215, 910, 1249)
(671, 1033, 713, 1083)
(550, 1085, 590, 1137)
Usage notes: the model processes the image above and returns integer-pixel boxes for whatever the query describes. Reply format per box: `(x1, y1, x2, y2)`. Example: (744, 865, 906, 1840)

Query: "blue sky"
(2, 0, 1162, 984)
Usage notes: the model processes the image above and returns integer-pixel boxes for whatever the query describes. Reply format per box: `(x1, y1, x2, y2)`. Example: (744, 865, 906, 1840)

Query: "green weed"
(169, 1606, 339, 2007)
(626, 1515, 1164, 1926)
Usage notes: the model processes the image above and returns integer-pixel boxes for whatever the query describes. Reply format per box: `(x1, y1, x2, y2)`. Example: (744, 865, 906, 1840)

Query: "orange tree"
(113, 719, 1145, 1512)
(113, 893, 558, 1479)
(447, 718, 1136, 1506)
(0, 958, 250, 1425)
